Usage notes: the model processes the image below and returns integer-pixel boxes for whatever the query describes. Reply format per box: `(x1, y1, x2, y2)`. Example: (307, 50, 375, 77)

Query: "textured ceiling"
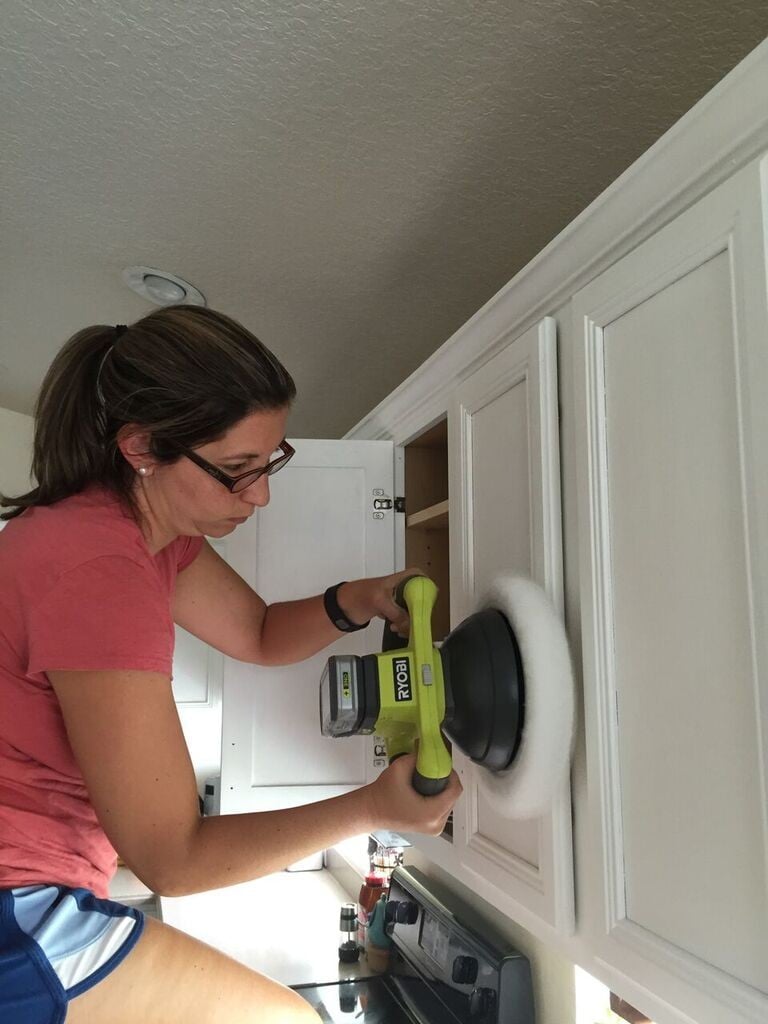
(2, 2, 767, 437)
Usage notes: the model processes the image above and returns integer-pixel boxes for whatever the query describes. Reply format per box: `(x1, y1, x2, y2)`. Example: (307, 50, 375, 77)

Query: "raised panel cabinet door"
(172, 538, 227, 790)
(446, 317, 575, 938)
(572, 154, 768, 1024)
(219, 439, 396, 814)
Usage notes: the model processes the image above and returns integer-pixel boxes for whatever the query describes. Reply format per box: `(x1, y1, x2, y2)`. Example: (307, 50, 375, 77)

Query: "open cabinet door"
(219, 439, 397, 814)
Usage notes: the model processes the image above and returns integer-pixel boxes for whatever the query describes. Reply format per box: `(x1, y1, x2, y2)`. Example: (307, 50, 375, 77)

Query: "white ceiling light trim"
(123, 266, 207, 307)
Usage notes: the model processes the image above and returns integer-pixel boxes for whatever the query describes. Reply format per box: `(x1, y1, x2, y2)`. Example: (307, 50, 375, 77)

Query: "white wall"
(0, 406, 34, 499)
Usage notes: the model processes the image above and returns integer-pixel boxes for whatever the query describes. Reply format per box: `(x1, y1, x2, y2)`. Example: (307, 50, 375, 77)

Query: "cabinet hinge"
(371, 495, 406, 514)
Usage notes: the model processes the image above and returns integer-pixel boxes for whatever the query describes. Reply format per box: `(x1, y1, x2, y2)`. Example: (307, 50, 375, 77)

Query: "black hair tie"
(114, 324, 128, 338)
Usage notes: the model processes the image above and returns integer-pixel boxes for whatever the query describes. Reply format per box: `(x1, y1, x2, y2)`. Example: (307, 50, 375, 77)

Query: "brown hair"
(1, 305, 296, 521)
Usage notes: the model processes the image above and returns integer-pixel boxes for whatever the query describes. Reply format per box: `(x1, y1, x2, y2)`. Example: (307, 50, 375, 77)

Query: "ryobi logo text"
(393, 658, 412, 702)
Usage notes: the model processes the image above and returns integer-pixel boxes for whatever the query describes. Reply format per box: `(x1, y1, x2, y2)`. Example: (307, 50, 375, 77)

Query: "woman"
(0, 306, 461, 1023)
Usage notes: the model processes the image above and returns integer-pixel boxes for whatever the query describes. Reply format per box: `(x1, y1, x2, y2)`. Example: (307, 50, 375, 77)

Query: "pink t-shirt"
(0, 485, 203, 897)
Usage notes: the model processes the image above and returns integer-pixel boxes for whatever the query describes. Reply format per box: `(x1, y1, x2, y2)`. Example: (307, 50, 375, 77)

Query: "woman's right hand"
(363, 753, 462, 836)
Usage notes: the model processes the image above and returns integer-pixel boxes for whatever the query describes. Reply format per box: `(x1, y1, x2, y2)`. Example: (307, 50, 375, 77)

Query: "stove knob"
(469, 987, 496, 1019)
(395, 900, 419, 925)
(451, 955, 479, 984)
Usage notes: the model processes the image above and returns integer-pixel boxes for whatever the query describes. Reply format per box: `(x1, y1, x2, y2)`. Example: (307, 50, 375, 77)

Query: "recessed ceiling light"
(123, 266, 206, 307)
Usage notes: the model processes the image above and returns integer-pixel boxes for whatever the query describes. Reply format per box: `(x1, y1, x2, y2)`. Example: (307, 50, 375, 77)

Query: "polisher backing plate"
(472, 576, 575, 820)
(440, 608, 525, 771)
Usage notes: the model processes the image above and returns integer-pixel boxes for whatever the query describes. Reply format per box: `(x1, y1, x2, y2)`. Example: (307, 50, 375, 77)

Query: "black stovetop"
(294, 976, 417, 1023)
(293, 867, 535, 1024)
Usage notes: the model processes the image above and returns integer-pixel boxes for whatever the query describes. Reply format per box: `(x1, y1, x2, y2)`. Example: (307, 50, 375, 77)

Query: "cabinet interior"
(404, 418, 450, 641)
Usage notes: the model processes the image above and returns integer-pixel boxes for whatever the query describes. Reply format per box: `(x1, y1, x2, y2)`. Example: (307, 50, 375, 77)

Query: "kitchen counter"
(110, 865, 155, 901)
(156, 868, 372, 987)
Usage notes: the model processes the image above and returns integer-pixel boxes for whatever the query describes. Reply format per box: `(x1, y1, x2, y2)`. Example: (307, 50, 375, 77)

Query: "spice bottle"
(338, 902, 360, 963)
(357, 872, 385, 949)
(365, 893, 393, 973)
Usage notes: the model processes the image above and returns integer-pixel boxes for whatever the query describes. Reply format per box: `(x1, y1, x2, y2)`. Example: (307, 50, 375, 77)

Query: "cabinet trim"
(604, 921, 768, 1024)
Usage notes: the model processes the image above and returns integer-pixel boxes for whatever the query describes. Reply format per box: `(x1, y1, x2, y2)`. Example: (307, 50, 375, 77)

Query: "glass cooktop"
(294, 977, 416, 1024)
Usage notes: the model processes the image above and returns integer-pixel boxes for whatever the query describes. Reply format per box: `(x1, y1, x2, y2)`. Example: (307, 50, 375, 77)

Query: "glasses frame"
(172, 439, 296, 493)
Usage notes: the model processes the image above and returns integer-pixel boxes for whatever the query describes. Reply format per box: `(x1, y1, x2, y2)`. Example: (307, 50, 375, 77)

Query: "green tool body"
(320, 576, 453, 795)
(320, 574, 527, 798)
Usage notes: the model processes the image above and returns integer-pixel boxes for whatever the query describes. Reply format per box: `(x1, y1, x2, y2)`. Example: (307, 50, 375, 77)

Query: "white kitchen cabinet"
(210, 41, 768, 1022)
(219, 439, 397, 814)
(387, 320, 575, 940)
(572, 154, 768, 1024)
(447, 317, 575, 937)
(172, 538, 227, 790)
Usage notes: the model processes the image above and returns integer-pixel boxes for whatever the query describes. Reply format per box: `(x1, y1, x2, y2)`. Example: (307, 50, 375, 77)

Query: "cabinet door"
(446, 317, 575, 937)
(219, 439, 396, 814)
(173, 539, 227, 790)
(572, 156, 768, 1024)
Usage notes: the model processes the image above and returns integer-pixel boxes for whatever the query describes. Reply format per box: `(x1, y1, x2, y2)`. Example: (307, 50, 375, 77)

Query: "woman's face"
(151, 405, 291, 539)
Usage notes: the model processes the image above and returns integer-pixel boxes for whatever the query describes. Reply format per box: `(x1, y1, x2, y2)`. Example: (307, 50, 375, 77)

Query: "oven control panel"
(386, 867, 535, 1024)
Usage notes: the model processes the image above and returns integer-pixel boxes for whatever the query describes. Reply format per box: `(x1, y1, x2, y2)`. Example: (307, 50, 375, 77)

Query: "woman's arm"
(178, 751, 453, 895)
(173, 539, 413, 665)
(48, 668, 459, 897)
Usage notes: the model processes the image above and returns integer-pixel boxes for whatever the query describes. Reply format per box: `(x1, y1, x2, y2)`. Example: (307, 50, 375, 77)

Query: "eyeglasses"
(172, 439, 295, 493)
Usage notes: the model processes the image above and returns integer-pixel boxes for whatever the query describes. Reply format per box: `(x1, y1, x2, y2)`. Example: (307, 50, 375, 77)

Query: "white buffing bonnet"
(470, 576, 575, 819)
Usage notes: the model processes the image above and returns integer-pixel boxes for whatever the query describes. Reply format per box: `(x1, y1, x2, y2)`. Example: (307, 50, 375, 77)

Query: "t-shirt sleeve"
(26, 556, 175, 676)
(177, 534, 204, 572)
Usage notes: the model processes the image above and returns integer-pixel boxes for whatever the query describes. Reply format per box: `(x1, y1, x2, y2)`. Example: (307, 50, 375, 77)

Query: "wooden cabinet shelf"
(406, 499, 449, 530)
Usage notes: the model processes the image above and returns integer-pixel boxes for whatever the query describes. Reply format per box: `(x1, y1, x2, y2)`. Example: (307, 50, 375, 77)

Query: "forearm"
(161, 786, 375, 896)
(257, 583, 369, 665)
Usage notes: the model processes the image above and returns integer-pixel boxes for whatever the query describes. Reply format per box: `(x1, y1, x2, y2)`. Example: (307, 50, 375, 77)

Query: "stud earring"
(138, 467, 148, 476)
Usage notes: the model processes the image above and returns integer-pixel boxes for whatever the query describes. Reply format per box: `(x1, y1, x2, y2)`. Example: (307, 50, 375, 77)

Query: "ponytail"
(1, 326, 121, 520)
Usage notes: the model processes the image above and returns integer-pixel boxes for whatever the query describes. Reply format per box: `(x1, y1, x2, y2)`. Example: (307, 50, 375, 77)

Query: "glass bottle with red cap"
(357, 872, 386, 950)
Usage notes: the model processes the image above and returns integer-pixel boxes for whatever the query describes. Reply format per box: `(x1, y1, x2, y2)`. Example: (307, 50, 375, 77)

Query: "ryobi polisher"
(319, 574, 574, 819)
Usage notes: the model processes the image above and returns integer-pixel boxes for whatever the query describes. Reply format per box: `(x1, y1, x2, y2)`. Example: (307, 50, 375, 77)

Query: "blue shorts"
(0, 884, 145, 1024)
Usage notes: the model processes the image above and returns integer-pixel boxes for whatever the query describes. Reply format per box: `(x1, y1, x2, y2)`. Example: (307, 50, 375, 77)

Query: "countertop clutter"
(110, 866, 369, 987)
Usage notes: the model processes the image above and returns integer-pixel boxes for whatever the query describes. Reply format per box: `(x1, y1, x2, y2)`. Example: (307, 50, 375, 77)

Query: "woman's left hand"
(338, 568, 427, 636)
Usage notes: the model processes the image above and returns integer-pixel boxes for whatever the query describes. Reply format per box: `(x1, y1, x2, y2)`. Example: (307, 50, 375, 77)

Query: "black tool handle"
(381, 619, 406, 653)
(388, 754, 449, 796)
(412, 771, 450, 796)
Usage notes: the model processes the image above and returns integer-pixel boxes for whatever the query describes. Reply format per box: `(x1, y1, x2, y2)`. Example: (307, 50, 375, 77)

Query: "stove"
(293, 866, 535, 1023)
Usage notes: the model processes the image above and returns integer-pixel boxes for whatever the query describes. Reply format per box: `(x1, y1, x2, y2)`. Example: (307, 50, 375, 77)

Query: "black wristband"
(323, 582, 371, 633)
